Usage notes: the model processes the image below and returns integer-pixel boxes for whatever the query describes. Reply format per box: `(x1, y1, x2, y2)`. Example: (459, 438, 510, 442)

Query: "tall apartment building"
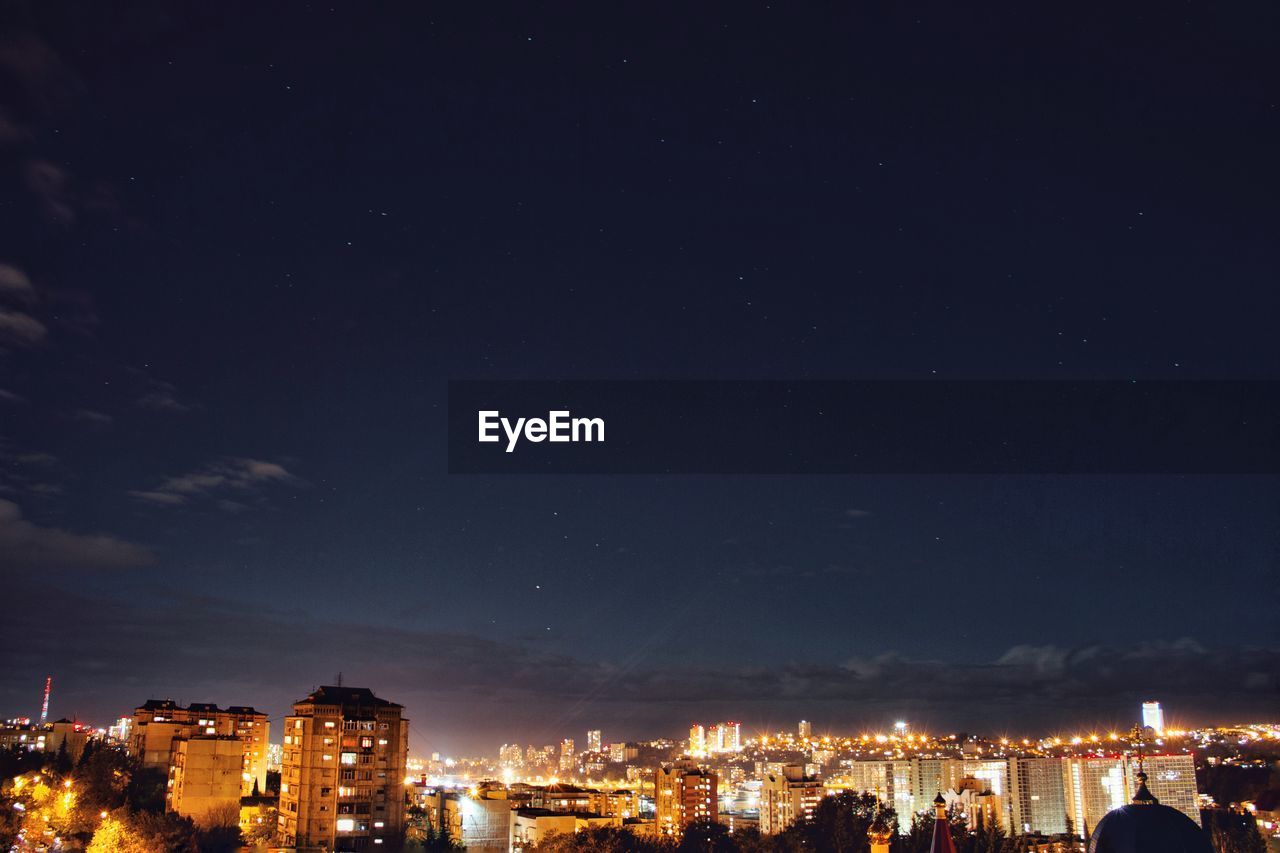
(798, 720, 812, 740)
(689, 724, 705, 754)
(130, 700, 269, 795)
(586, 729, 602, 753)
(167, 736, 244, 827)
(837, 755, 1198, 838)
(558, 738, 576, 772)
(1009, 757, 1069, 836)
(1127, 755, 1198, 824)
(961, 759, 1015, 829)
(277, 686, 408, 851)
(1063, 754, 1199, 835)
(759, 765, 825, 834)
(655, 762, 718, 835)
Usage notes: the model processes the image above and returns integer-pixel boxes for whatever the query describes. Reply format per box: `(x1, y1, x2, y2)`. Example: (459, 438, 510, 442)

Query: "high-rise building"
(1132, 755, 1198, 825)
(961, 759, 1014, 829)
(276, 686, 408, 850)
(759, 765, 825, 834)
(1142, 701, 1165, 734)
(689, 724, 705, 755)
(130, 700, 269, 795)
(559, 738, 576, 772)
(499, 744, 524, 767)
(1009, 757, 1069, 836)
(167, 736, 244, 826)
(722, 721, 741, 752)
(798, 720, 811, 740)
(586, 729, 602, 753)
(655, 762, 718, 834)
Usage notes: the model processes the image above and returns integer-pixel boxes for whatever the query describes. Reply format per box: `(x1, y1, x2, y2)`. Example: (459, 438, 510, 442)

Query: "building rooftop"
(296, 685, 402, 709)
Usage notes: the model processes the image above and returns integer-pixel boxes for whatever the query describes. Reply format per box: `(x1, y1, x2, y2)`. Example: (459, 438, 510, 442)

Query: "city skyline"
(1, 2, 1276, 759)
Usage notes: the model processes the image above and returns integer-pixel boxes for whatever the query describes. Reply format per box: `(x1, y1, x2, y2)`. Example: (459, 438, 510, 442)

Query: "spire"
(930, 792, 957, 853)
(1131, 770, 1158, 805)
(1129, 724, 1158, 804)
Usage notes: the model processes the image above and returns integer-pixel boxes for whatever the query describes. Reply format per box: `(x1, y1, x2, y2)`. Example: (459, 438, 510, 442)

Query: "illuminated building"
(655, 763, 718, 834)
(689, 724, 705, 754)
(1141, 701, 1165, 735)
(167, 735, 244, 826)
(276, 686, 408, 850)
(499, 744, 524, 767)
(1131, 755, 1198, 824)
(559, 738, 576, 772)
(107, 717, 133, 744)
(798, 720, 812, 740)
(1088, 770, 1211, 852)
(511, 808, 620, 850)
(689, 721, 741, 754)
(961, 759, 1013, 829)
(759, 765, 825, 834)
(1060, 754, 1201, 837)
(587, 729, 602, 753)
(0, 719, 89, 761)
(1010, 757, 1069, 836)
(129, 700, 269, 795)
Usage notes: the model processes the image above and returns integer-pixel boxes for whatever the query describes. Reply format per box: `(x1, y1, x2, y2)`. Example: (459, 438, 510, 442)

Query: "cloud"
(0, 499, 154, 571)
(130, 457, 300, 509)
(0, 576, 1272, 752)
(0, 307, 47, 345)
(73, 409, 113, 425)
(0, 264, 34, 299)
(0, 388, 25, 404)
(136, 389, 195, 413)
(844, 508, 872, 518)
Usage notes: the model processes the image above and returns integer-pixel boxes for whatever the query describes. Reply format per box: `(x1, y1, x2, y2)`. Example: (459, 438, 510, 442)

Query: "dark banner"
(446, 381, 1279, 474)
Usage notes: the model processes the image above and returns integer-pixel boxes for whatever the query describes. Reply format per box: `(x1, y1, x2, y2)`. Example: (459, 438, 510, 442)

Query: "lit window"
(340, 752, 358, 765)
(373, 821, 385, 828)
(281, 783, 289, 793)
(323, 754, 333, 761)
(324, 721, 336, 729)
(336, 818, 355, 832)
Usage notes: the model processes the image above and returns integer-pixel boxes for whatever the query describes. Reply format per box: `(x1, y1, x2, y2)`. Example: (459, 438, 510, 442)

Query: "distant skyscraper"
(689, 724, 706, 755)
(559, 738, 576, 772)
(1142, 701, 1165, 734)
(587, 729, 602, 753)
(798, 720, 811, 740)
(722, 721, 741, 752)
(276, 686, 408, 850)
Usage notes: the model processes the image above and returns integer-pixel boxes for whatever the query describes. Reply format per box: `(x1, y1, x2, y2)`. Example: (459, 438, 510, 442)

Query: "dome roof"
(1088, 775, 1211, 853)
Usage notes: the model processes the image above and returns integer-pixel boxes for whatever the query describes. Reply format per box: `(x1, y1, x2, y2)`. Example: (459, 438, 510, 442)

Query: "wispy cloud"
(130, 457, 300, 510)
(135, 379, 196, 413)
(73, 409, 113, 425)
(0, 499, 153, 571)
(0, 307, 47, 346)
(0, 580, 1272, 750)
(0, 264, 34, 299)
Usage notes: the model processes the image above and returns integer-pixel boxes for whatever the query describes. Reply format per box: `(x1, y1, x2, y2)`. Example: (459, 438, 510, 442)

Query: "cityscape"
(1, 2, 1276, 853)
(1, 685, 1276, 851)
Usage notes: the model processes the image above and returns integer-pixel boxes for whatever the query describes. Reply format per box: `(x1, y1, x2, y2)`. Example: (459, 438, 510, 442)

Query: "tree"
(1202, 809, 1267, 853)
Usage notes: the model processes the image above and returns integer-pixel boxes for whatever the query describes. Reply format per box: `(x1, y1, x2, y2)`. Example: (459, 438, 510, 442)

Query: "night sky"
(1, 2, 1277, 754)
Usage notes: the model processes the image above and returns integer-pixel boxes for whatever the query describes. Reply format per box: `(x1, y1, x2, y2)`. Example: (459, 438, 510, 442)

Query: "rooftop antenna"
(39, 677, 51, 725)
(336, 672, 343, 688)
